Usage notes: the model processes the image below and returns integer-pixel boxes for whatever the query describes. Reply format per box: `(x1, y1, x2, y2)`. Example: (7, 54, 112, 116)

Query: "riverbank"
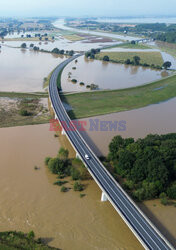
(0, 231, 59, 249)
(61, 73, 176, 119)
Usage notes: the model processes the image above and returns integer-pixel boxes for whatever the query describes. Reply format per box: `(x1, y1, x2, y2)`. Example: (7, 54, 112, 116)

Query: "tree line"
(106, 134, 176, 203)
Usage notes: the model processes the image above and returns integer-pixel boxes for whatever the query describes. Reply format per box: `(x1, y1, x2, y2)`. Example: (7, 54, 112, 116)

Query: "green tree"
(58, 147, 69, 160)
(21, 43, 27, 48)
(52, 48, 60, 54)
(103, 55, 109, 61)
(163, 61, 172, 69)
(48, 158, 65, 174)
(125, 59, 131, 64)
(108, 135, 125, 160)
(133, 56, 141, 65)
(69, 50, 74, 56)
(167, 182, 176, 199)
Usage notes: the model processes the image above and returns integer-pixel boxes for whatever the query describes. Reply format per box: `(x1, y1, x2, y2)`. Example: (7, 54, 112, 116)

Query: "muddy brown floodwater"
(61, 55, 169, 92)
(78, 97, 176, 156)
(0, 123, 175, 249)
(0, 46, 66, 92)
(0, 124, 143, 250)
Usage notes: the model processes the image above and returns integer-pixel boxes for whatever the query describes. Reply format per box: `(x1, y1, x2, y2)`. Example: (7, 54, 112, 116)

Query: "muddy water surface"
(0, 124, 143, 249)
(0, 46, 65, 92)
(78, 97, 176, 156)
(61, 56, 169, 92)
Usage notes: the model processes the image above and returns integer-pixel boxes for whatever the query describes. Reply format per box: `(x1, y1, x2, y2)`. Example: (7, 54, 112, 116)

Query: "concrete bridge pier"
(61, 129, 66, 135)
(101, 192, 108, 202)
(76, 152, 80, 159)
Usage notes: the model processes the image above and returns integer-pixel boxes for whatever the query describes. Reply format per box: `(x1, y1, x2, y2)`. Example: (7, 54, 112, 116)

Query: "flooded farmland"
(0, 46, 66, 92)
(0, 124, 143, 250)
(61, 55, 169, 92)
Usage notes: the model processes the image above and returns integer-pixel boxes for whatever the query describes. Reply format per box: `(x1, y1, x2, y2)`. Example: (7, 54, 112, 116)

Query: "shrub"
(103, 55, 109, 61)
(45, 157, 51, 166)
(60, 186, 68, 192)
(27, 231, 35, 239)
(54, 181, 68, 186)
(71, 167, 80, 180)
(80, 193, 86, 198)
(86, 85, 90, 88)
(72, 67, 76, 70)
(21, 43, 27, 48)
(71, 79, 77, 83)
(79, 82, 85, 86)
(74, 181, 84, 191)
(161, 197, 168, 206)
(19, 109, 30, 116)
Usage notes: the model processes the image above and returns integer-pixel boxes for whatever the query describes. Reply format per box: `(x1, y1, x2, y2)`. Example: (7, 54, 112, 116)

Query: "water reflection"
(61, 55, 169, 92)
(0, 46, 66, 92)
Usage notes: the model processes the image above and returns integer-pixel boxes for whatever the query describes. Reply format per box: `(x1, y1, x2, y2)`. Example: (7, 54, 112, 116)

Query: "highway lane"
(49, 55, 174, 250)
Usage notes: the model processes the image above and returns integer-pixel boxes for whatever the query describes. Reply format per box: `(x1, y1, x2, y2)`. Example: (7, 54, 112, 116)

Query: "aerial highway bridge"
(49, 54, 174, 250)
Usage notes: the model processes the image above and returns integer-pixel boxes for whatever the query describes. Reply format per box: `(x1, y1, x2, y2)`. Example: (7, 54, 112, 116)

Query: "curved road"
(49, 55, 174, 250)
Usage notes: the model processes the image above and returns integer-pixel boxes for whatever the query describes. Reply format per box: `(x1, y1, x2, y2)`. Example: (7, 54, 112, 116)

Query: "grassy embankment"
(61, 74, 176, 119)
(0, 92, 48, 98)
(95, 51, 164, 67)
(0, 231, 59, 250)
(104, 42, 152, 50)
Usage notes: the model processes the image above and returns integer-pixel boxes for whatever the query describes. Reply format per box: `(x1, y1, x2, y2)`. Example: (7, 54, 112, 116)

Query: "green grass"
(95, 51, 164, 67)
(0, 92, 48, 99)
(0, 231, 59, 250)
(61, 74, 176, 119)
(107, 43, 151, 50)
(63, 34, 84, 41)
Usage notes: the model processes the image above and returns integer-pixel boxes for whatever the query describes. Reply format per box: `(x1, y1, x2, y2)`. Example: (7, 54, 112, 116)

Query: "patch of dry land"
(95, 51, 164, 67)
(0, 97, 50, 128)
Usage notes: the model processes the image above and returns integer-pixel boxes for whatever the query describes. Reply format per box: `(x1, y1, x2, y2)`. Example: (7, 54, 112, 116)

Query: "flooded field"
(3, 31, 118, 52)
(78, 97, 176, 156)
(53, 19, 141, 41)
(0, 124, 143, 250)
(0, 46, 65, 92)
(0, 124, 175, 249)
(0, 20, 175, 249)
(61, 55, 169, 92)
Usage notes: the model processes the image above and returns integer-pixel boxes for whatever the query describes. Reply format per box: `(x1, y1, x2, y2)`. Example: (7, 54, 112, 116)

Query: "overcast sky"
(0, 0, 176, 17)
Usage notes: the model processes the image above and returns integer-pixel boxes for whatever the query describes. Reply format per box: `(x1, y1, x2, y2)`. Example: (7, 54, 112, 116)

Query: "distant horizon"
(0, 0, 176, 18)
(1, 14, 176, 19)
